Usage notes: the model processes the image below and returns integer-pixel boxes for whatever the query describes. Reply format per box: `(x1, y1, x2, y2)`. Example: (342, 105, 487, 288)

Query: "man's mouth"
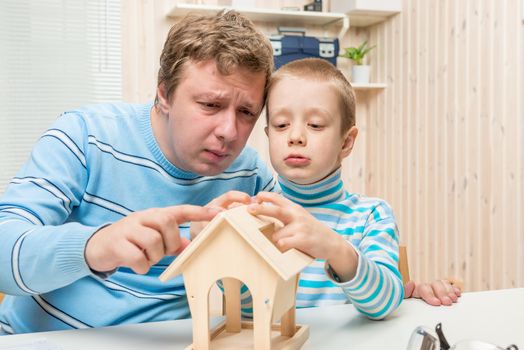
(208, 150, 227, 157)
(204, 149, 229, 160)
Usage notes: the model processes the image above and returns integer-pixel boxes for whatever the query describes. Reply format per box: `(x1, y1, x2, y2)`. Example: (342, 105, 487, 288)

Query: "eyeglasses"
(407, 322, 518, 350)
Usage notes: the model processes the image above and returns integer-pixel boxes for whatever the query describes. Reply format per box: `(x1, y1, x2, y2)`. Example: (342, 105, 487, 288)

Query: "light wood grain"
(122, 0, 524, 292)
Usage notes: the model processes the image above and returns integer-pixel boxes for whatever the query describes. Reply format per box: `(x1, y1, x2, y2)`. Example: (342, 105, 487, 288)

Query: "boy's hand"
(404, 279, 462, 306)
(190, 191, 252, 239)
(248, 192, 358, 281)
(85, 205, 220, 275)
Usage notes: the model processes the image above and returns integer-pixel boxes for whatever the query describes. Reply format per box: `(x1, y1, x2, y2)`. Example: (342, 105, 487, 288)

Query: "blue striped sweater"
(240, 169, 404, 320)
(0, 102, 276, 334)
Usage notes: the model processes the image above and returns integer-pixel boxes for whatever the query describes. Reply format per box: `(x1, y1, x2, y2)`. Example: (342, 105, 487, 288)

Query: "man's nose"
(215, 108, 238, 142)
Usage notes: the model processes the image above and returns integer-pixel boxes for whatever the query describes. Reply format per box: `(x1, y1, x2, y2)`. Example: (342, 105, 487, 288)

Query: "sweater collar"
(278, 168, 345, 207)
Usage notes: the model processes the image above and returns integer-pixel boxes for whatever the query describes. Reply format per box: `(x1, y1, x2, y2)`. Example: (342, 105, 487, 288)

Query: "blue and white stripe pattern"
(280, 168, 403, 320)
(0, 102, 277, 334)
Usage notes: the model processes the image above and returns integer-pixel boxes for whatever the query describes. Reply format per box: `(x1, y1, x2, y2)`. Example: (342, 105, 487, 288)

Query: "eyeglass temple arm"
(435, 323, 451, 350)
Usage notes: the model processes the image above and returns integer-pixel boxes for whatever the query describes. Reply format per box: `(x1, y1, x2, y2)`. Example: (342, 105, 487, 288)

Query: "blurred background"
(1, 0, 523, 293)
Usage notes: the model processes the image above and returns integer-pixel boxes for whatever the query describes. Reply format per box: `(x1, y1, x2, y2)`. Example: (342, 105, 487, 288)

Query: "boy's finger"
(417, 284, 441, 306)
(247, 203, 293, 224)
(254, 191, 294, 206)
(271, 225, 296, 243)
(403, 280, 416, 298)
(433, 281, 453, 305)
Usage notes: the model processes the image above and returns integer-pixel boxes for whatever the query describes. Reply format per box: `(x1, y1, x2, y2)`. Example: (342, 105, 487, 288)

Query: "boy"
(248, 57, 403, 319)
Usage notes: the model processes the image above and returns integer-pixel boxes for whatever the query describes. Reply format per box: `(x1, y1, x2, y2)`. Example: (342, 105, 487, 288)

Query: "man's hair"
(267, 58, 356, 134)
(156, 10, 274, 104)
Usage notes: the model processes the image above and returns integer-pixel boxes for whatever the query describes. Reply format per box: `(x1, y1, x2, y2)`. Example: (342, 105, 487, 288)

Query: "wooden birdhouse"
(159, 205, 313, 350)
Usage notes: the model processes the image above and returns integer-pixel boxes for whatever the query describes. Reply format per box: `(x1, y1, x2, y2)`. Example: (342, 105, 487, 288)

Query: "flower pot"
(351, 65, 371, 84)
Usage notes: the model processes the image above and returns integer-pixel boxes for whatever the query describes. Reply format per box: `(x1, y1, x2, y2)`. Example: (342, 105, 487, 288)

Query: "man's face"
(266, 77, 355, 185)
(153, 60, 266, 176)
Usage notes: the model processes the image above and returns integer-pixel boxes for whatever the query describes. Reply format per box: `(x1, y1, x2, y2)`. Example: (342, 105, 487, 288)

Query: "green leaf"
(339, 40, 376, 65)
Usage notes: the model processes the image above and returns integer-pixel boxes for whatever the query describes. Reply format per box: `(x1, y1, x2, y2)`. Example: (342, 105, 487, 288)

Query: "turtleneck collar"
(278, 168, 346, 207)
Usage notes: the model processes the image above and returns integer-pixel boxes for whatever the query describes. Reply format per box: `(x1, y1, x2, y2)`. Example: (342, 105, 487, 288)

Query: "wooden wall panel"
(368, 0, 524, 291)
(122, 0, 524, 291)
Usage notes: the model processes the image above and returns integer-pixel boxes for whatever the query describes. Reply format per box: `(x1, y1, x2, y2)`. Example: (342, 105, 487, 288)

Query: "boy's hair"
(267, 58, 356, 134)
(156, 10, 274, 104)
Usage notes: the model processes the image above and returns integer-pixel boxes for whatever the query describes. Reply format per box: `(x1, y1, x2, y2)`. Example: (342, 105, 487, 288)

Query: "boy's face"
(266, 77, 357, 185)
(153, 59, 266, 175)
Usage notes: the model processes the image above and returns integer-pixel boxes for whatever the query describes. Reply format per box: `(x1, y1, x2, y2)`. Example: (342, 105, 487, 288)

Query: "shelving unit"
(167, 3, 349, 39)
(167, 3, 392, 90)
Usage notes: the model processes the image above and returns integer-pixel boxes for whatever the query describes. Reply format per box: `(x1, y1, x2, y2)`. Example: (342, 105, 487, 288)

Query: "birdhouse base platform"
(186, 320, 309, 350)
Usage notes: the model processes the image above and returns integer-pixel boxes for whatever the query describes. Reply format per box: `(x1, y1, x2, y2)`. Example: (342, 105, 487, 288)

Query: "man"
(0, 10, 275, 334)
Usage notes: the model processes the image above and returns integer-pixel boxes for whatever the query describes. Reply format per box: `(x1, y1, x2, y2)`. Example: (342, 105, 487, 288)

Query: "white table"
(1, 288, 522, 349)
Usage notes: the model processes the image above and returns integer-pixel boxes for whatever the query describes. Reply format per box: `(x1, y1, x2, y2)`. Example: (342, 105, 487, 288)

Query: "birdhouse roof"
(159, 205, 313, 282)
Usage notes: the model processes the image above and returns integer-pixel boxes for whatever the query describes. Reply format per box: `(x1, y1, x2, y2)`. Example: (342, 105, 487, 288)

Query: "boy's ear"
(340, 126, 358, 159)
(156, 83, 170, 116)
(264, 126, 269, 136)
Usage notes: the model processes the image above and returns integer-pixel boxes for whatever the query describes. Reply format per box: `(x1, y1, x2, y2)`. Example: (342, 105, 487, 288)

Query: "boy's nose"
(287, 130, 306, 146)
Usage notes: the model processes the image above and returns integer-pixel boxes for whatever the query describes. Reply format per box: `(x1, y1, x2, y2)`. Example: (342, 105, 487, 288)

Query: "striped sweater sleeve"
(327, 200, 404, 320)
(0, 113, 103, 296)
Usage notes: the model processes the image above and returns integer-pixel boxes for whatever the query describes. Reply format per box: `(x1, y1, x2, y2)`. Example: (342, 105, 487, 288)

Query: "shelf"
(347, 12, 399, 27)
(352, 83, 387, 90)
(168, 3, 349, 39)
(331, 0, 402, 27)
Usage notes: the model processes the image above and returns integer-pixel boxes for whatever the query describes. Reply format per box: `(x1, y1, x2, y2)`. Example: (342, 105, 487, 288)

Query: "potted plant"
(339, 41, 375, 84)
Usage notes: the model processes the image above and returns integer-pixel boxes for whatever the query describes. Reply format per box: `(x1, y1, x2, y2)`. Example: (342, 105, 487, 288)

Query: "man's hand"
(404, 279, 463, 306)
(85, 205, 220, 274)
(190, 191, 253, 239)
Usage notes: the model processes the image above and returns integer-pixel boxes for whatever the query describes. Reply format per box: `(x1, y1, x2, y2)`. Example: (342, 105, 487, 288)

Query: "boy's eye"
(309, 123, 323, 129)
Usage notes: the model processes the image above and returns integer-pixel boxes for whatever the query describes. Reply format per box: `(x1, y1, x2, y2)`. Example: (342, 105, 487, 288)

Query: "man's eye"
(199, 102, 219, 109)
(240, 109, 256, 118)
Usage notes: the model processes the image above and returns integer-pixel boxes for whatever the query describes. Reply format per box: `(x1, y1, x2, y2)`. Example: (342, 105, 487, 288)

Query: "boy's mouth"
(284, 154, 311, 166)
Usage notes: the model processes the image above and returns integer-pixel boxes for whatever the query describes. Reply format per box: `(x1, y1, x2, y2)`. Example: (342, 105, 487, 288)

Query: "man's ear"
(340, 126, 358, 159)
(156, 83, 170, 116)
(264, 126, 269, 137)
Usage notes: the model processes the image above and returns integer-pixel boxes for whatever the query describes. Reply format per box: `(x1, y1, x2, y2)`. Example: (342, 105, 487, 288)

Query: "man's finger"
(141, 209, 184, 255)
(210, 191, 252, 208)
(127, 226, 166, 264)
(119, 240, 152, 275)
(165, 205, 221, 223)
(174, 237, 191, 255)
